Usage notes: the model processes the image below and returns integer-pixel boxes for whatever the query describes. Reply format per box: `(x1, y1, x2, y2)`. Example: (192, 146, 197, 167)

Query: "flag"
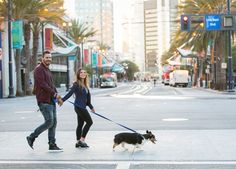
(92, 52, 98, 68)
(12, 20, 23, 49)
(98, 55, 103, 67)
(83, 49, 89, 64)
(44, 28, 53, 50)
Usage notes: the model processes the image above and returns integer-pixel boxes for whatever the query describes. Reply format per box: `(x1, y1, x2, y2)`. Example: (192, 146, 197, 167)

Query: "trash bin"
(202, 80, 205, 88)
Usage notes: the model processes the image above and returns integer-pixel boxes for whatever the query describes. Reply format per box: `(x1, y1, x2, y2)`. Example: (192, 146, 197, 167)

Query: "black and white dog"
(113, 130, 156, 151)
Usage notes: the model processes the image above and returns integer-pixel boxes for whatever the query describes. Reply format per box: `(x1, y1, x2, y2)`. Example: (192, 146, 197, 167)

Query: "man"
(26, 51, 63, 151)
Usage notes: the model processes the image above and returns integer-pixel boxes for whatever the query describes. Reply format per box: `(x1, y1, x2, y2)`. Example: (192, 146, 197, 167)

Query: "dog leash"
(67, 100, 138, 133)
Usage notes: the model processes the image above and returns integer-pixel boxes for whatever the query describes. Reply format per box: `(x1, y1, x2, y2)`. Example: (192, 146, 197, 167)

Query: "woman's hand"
(91, 108, 95, 113)
(57, 98, 64, 106)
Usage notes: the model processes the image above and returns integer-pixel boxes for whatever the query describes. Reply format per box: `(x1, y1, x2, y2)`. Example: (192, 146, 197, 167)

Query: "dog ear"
(146, 130, 150, 134)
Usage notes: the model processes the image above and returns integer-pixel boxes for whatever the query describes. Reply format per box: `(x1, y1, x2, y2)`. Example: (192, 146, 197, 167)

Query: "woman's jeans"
(30, 103, 57, 144)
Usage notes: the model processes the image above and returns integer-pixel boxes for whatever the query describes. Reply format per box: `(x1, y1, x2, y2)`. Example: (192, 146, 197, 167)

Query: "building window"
(162, 0, 165, 7)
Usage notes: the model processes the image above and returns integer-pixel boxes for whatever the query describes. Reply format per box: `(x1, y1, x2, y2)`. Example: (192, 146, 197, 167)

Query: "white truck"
(169, 70, 189, 87)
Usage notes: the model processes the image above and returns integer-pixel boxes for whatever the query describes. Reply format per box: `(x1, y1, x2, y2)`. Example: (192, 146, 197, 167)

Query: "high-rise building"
(143, 0, 179, 75)
(156, 0, 179, 72)
(74, 0, 114, 50)
(144, 0, 157, 73)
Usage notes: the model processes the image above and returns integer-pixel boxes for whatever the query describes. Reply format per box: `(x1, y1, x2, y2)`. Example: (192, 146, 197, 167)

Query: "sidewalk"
(1, 130, 236, 161)
(196, 86, 236, 96)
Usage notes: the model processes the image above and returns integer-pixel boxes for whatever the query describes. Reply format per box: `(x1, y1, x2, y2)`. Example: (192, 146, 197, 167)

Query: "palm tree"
(69, 19, 97, 44)
(0, 0, 33, 96)
(172, 0, 236, 90)
(68, 19, 97, 69)
(0, 0, 66, 96)
(24, 0, 66, 95)
(31, 1, 65, 71)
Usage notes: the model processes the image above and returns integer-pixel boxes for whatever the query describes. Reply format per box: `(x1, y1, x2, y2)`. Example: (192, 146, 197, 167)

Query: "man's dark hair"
(43, 50, 51, 57)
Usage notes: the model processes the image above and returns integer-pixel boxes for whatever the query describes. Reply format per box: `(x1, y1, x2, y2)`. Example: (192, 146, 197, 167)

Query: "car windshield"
(102, 77, 114, 82)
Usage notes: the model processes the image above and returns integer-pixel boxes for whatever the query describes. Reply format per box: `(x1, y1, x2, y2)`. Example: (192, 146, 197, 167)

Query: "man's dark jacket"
(34, 63, 57, 105)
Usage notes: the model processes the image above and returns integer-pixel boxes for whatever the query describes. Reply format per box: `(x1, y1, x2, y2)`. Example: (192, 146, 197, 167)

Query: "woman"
(60, 68, 95, 148)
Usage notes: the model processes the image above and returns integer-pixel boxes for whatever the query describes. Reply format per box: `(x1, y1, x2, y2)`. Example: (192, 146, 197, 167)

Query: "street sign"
(190, 15, 205, 31)
(221, 62, 227, 69)
(205, 15, 221, 30)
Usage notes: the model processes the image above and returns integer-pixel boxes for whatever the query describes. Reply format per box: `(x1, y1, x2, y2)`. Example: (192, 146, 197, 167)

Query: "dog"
(113, 130, 156, 152)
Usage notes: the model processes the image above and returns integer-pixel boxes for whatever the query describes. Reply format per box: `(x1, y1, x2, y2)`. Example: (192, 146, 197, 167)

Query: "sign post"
(0, 32, 3, 98)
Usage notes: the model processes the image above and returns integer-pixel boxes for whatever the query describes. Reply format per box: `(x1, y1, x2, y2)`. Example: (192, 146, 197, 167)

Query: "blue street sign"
(205, 15, 221, 30)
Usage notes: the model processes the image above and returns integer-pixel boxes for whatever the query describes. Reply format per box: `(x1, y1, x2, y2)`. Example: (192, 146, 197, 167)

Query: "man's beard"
(43, 60, 51, 67)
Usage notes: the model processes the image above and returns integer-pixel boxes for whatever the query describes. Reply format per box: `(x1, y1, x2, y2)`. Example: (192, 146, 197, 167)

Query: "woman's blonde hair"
(75, 68, 89, 88)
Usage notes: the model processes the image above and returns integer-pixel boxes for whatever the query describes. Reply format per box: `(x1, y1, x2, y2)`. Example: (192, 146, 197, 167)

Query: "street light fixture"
(62, 22, 72, 91)
(79, 37, 86, 68)
(87, 41, 95, 88)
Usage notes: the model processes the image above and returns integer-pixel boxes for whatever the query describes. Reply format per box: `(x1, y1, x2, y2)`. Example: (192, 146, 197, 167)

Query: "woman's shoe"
(75, 141, 89, 148)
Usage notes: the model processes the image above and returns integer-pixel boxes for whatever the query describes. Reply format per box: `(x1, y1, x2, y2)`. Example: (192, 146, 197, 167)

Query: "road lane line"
(1, 161, 236, 164)
(116, 162, 130, 169)
(14, 111, 34, 114)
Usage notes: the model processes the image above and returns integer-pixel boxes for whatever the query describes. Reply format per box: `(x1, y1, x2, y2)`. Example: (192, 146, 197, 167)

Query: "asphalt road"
(1, 82, 236, 169)
(0, 82, 236, 132)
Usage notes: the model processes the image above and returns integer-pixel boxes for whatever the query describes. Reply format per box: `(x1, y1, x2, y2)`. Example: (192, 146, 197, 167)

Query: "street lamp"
(226, 0, 234, 92)
(122, 63, 129, 82)
(62, 22, 72, 91)
(87, 41, 95, 88)
(8, 0, 14, 98)
(79, 37, 86, 68)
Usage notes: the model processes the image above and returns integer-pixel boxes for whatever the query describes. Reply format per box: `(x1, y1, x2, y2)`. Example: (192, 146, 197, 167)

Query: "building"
(143, 0, 179, 76)
(144, 0, 157, 74)
(74, 0, 114, 50)
(116, 0, 145, 72)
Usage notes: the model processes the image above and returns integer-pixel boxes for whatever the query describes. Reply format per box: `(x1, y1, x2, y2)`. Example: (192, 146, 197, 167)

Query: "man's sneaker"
(26, 136, 35, 149)
(75, 141, 89, 148)
(49, 143, 63, 152)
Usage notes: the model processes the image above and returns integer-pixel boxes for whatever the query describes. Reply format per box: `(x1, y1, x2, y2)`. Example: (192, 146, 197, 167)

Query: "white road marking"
(14, 111, 34, 114)
(116, 162, 130, 169)
(162, 118, 189, 122)
(0, 160, 236, 165)
(111, 94, 192, 100)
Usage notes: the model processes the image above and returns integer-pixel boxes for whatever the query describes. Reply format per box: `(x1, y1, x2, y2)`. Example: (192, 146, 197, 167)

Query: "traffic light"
(181, 15, 190, 31)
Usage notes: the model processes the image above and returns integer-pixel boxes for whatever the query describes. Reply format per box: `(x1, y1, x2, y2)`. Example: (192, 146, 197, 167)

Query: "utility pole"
(8, 0, 14, 98)
(227, 0, 234, 92)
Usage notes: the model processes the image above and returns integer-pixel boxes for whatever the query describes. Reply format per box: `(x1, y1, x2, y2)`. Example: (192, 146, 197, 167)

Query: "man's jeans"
(30, 103, 57, 144)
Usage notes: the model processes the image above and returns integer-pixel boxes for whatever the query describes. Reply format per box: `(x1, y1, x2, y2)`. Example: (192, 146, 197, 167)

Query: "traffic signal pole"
(227, 0, 234, 91)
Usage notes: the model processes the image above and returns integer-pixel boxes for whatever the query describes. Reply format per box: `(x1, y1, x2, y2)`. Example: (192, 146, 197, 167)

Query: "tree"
(68, 19, 97, 44)
(230, 45, 236, 72)
(172, 0, 236, 90)
(68, 19, 97, 69)
(31, 1, 65, 71)
(120, 60, 139, 81)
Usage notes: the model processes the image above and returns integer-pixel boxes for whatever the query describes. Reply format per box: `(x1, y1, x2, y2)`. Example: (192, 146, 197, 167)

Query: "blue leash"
(67, 100, 137, 133)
